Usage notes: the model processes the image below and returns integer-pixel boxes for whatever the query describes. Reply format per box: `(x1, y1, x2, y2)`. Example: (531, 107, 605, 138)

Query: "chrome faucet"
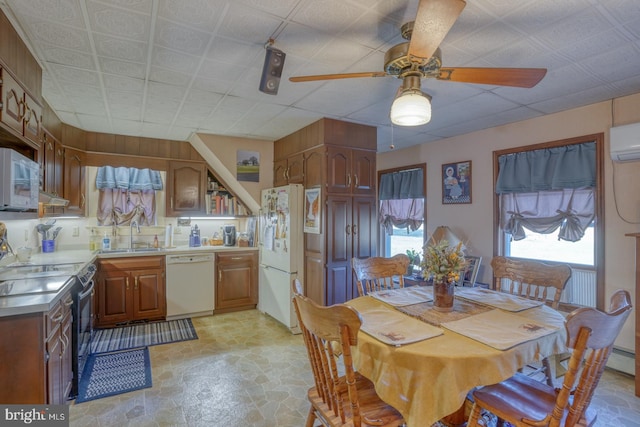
(130, 220, 140, 250)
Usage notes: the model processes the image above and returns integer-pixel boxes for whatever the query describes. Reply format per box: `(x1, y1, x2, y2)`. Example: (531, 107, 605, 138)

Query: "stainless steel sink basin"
(98, 248, 164, 254)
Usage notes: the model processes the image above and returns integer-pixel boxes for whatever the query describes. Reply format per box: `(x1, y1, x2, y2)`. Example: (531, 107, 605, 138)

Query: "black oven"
(71, 263, 96, 399)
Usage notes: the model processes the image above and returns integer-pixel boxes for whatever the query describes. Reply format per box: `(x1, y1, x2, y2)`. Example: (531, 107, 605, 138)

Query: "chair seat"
(472, 373, 597, 427)
(308, 372, 405, 427)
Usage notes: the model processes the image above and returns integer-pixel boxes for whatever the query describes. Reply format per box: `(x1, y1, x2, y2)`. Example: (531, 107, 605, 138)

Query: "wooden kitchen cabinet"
(166, 161, 207, 216)
(42, 129, 64, 197)
(96, 256, 166, 328)
(0, 66, 42, 149)
(46, 290, 74, 405)
(273, 153, 304, 187)
(63, 146, 86, 215)
(215, 251, 258, 313)
(274, 118, 377, 306)
(0, 289, 73, 404)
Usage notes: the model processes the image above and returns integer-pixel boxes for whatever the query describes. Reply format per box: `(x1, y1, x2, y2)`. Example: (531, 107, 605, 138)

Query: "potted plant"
(405, 249, 421, 276)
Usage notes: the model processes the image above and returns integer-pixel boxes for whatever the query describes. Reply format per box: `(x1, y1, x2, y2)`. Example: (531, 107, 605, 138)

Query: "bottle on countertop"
(102, 232, 111, 251)
(153, 235, 159, 248)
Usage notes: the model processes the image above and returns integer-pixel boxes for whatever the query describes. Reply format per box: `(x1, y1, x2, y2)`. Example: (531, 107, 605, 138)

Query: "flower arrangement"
(421, 239, 466, 284)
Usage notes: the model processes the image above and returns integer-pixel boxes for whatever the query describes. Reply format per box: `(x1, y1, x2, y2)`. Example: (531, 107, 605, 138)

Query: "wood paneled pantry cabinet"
(274, 118, 377, 306)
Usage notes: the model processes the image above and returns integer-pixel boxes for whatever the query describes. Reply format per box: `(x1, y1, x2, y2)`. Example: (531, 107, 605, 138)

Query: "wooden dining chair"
(291, 279, 405, 427)
(491, 256, 572, 310)
(467, 289, 632, 427)
(352, 254, 411, 297)
(491, 256, 573, 386)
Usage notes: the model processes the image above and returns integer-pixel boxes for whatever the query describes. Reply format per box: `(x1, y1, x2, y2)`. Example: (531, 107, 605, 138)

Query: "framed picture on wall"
(442, 160, 472, 204)
(304, 188, 321, 234)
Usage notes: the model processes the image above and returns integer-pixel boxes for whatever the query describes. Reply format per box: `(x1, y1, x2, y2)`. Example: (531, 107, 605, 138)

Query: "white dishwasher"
(166, 253, 215, 320)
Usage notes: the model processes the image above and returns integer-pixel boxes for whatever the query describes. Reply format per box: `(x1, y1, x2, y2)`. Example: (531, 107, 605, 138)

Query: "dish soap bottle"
(102, 232, 111, 251)
(153, 235, 159, 248)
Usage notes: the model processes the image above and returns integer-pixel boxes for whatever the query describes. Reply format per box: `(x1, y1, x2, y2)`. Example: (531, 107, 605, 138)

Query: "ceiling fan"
(289, 0, 547, 126)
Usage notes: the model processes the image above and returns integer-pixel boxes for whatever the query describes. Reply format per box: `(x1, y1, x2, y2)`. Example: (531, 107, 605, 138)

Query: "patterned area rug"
(91, 318, 198, 353)
(76, 347, 152, 403)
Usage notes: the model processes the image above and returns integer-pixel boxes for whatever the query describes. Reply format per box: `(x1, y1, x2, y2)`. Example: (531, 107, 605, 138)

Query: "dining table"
(346, 286, 568, 427)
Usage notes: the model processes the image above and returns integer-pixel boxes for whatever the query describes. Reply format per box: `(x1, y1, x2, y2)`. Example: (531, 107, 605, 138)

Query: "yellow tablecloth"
(347, 296, 567, 427)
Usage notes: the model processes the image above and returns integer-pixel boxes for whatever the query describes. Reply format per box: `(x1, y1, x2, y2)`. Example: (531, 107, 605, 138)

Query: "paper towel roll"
(164, 224, 173, 248)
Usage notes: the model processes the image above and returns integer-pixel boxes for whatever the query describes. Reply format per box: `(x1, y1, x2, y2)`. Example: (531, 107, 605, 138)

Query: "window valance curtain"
(379, 168, 424, 200)
(96, 166, 163, 190)
(500, 188, 594, 242)
(497, 141, 596, 242)
(379, 168, 425, 234)
(496, 142, 595, 194)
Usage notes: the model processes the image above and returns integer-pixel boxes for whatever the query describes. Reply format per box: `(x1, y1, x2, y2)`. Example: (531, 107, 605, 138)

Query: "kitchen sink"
(98, 248, 164, 254)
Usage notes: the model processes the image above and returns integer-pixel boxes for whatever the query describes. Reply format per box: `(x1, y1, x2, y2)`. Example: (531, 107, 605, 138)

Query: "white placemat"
(359, 306, 443, 346)
(455, 287, 544, 312)
(441, 309, 559, 350)
(368, 286, 434, 307)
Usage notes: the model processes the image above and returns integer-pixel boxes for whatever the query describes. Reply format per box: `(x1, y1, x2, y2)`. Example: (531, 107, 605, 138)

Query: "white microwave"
(0, 148, 40, 211)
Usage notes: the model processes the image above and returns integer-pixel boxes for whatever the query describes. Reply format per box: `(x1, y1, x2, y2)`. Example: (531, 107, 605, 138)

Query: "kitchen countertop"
(0, 245, 258, 317)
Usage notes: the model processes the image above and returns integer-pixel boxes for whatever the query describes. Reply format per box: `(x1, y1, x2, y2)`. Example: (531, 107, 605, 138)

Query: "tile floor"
(69, 309, 640, 427)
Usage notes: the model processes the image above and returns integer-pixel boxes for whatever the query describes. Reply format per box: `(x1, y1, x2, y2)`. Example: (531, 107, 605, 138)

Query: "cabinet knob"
(352, 224, 357, 236)
(218, 270, 222, 282)
(346, 225, 351, 235)
(135, 277, 138, 290)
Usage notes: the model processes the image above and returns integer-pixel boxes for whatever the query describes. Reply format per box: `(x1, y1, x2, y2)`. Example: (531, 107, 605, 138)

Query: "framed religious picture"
(304, 188, 321, 234)
(442, 161, 472, 204)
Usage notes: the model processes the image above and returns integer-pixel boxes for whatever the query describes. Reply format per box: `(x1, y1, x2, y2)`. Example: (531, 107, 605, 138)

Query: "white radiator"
(560, 268, 596, 307)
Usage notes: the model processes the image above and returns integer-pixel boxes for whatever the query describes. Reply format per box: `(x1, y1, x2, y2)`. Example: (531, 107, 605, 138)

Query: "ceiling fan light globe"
(390, 92, 432, 126)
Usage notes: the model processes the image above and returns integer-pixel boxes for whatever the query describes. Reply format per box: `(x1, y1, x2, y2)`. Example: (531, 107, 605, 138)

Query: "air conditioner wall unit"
(610, 122, 640, 162)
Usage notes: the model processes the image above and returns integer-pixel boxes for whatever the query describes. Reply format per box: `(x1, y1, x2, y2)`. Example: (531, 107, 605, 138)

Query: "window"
(378, 164, 426, 258)
(494, 135, 604, 309)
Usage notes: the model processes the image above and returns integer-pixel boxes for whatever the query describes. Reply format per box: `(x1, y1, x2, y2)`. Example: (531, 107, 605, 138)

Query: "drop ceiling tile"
(441, 2, 495, 44)
(69, 98, 106, 115)
(99, 58, 146, 79)
(167, 127, 193, 141)
(145, 95, 181, 112)
(49, 64, 100, 85)
(530, 83, 621, 115)
(554, 29, 630, 62)
(140, 122, 174, 138)
(6, 0, 85, 29)
(41, 45, 96, 70)
(454, 21, 527, 58)
(192, 76, 236, 94)
(110, 119, 143, 135)
(155, 18, 212, 56)
(143, 109, 177, 124)
(198, 58, 249, 82)
(533, 8, 613, 51)
(108, 104, 142, 121)
(499, 0, 583, 34)
(86, 0, 150, 41)
(26, 20, 92, 52)
(94, 34, 148, 62)
(186, 89, 224, 107)
(103, 75, 145, 92)
(55, 111, 81, 127)
(312, 39, 375, 68)
(579, 43, 640, 82)
(600, 0, 640, 25)
(292, 0, 366, 34)
(77, 114, 113, 132)
(152, 46, 200, 74)
(148, 66, 192, 86)
(60, 82, 102, 99)
(106, 90, 143, 107)
(147, 81, 187, 100)
(218, 2, 283, 44)
(157, 0, 222, 33)
(267, 22, 331, 60)
(206, 36, 263, 66)
(235, 0, 301, 19)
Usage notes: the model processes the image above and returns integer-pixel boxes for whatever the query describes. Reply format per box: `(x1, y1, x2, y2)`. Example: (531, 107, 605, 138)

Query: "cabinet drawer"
(99, 255, 165, 271)
(46, 292, 72, 337)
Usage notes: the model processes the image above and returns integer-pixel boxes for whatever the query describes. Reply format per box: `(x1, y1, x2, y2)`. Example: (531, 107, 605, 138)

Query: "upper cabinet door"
(23, 94, 42, 146)
(0, 68, 24, 135)
(351, 149, 376, 196)
(167, 161, 206, 216)
(326, 146, 351, 194)
(273, 158, 288, 187)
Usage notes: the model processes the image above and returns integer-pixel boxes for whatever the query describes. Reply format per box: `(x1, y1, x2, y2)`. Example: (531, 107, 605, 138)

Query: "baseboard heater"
(607, 347, 635, 376)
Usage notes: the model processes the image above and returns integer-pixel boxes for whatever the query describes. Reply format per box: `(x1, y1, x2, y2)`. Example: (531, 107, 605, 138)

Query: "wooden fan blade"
(407, 0, 466, 60)
(438, 67, 547, 88)
(289, 72, 388, 82)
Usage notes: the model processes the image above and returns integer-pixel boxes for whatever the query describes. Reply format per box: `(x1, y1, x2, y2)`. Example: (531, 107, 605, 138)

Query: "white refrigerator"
(258, 184, 304, 334)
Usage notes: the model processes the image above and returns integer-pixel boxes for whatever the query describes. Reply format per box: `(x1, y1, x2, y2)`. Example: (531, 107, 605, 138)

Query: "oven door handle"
(78, 279, 95, 300)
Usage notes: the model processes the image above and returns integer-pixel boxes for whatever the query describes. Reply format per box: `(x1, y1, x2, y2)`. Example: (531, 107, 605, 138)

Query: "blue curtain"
(96, 166, 163, 190)
(379, 168, 425, 234)
(379, 168, 424, 200)
(496, 142, 595, 194)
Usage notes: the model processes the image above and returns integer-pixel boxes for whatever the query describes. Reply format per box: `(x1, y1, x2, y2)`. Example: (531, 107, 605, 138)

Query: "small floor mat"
(76, 347, 152, 403)
(91, 318, 198, 353)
